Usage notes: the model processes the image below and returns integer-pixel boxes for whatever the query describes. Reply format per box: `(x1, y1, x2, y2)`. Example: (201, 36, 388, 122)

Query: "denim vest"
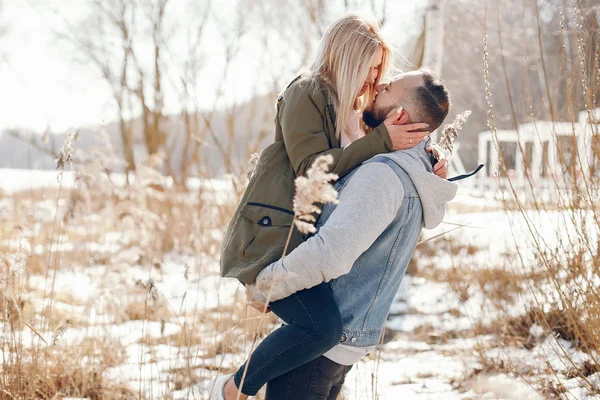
(315, 156, 423, 348)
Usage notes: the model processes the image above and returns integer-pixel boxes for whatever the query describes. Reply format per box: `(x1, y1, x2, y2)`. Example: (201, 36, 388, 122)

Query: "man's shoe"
(209, 373, 234, 400)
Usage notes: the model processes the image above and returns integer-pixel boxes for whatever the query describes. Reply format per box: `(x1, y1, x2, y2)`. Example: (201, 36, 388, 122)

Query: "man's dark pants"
(265, 355, 353, 400)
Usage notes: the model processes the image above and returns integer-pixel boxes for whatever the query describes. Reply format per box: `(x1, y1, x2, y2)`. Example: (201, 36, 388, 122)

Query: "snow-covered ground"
(0, 168, 234, 196)
(1, 168, 599, 400)
(0, 168, 77, 193)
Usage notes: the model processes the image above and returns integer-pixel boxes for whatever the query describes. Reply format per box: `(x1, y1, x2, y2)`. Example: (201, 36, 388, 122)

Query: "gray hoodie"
(249, 142, 458, 304)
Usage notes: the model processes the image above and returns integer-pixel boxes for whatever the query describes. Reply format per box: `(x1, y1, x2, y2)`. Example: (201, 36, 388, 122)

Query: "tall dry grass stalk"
(234, 154, 339, 399)
(292, 155, 339, 234)
(439, 110, 472, 155)
(0, 133, 139, 399)
(0, 127, 249, 398)
(484, 1, 600, 394)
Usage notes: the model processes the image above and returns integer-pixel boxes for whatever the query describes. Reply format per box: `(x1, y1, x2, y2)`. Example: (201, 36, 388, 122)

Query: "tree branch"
(8, 130, 60, 160)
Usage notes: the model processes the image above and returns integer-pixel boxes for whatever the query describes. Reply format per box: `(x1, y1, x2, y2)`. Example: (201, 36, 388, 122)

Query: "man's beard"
(362, 105, 395, 129)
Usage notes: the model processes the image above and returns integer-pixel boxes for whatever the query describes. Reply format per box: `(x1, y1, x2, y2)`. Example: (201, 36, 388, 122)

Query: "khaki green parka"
(220, 75, 393, 284)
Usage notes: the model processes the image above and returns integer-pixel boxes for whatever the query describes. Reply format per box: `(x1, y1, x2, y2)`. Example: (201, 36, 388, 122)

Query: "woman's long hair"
(309, 14, 392, 141)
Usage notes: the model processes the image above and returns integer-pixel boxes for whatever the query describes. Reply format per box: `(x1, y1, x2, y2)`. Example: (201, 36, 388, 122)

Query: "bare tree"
(48, 0, 209, 179)
(50, 0, 139, 175)
(415, 0, 446, 143)
(34, 0, 404, 182)
(136, 0, 170, 157)
(53, 0, 268, 182)
(174, 1, 211, 184)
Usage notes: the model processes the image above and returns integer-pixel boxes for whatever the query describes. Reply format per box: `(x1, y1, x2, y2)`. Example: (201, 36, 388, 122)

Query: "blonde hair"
(309, 14, 392, 141)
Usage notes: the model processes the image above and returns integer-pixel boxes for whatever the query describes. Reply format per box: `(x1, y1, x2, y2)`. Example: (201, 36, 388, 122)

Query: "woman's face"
(358, 46, 383, 97)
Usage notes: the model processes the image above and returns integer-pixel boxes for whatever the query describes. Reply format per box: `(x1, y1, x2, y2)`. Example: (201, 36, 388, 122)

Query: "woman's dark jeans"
(233, 282, 343, 396)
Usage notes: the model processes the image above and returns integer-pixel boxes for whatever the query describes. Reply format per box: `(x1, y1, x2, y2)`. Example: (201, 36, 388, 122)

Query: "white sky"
(0, 0, 424, 133)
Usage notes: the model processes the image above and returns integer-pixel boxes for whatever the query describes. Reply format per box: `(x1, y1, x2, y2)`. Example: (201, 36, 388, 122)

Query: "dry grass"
(0, 132, 287, 399)
(0, 4, 597, 399)
(412, 236, 547, 306)
(479, 1, 600, 394)
(0, 138, 251, 398)
(1, 336, 132, 399)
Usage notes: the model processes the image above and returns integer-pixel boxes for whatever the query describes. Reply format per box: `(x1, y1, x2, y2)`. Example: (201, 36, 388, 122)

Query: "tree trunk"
(151, 2, 166, 155)
(422, 0, 446, 143)
(119, 113, 135, 181)
(411, 0, 446, 142)
(416, 0, 468, 177)
(421, 0, 445, 79)
(118, 39, 135, 177)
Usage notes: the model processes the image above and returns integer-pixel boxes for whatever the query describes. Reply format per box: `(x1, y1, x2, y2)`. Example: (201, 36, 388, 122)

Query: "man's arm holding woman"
(247, 162, 404, 304)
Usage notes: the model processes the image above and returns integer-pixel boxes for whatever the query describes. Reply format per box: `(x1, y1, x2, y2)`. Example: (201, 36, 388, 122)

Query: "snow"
(1, 168, 598, 399)
(0, 168, 234, 198)
(0, 168, 76, 193)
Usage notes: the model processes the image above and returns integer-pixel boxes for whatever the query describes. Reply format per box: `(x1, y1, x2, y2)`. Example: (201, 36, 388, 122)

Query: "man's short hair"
(412, 69, 451, 131)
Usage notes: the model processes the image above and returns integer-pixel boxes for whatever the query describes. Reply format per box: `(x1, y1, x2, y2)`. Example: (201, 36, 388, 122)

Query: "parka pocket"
(239, 202, 294, 261)
(220, 140, 303, 283)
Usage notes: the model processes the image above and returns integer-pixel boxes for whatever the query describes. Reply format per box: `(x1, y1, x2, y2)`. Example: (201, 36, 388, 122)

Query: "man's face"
(363, 71, 425, 128)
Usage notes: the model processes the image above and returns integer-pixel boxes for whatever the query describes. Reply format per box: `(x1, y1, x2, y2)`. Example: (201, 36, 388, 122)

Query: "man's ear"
(396, 109, 410, 125)
(385, 106, 410, 124)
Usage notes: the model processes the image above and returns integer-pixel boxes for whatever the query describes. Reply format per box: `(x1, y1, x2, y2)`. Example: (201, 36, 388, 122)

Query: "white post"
(515, 138, 524, 182)
(548, 136, 557, 185)
(531, 134, 542, 183)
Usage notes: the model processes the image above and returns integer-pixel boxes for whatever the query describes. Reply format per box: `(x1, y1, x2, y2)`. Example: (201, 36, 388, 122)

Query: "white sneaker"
(209, 373, 234, 400)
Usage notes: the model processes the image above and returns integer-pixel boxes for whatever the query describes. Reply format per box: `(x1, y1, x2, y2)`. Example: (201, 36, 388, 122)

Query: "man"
(247, 69, 458, 399)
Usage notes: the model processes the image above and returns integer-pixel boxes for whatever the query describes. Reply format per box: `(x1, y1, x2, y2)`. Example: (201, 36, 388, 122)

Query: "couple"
(215, 13, 457, 400)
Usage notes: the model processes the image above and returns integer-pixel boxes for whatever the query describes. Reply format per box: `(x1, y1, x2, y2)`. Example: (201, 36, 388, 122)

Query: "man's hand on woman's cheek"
(384, 107, 431, 151)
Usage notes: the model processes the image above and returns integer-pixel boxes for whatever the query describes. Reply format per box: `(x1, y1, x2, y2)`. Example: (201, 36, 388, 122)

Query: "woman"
(215, 13, 446, 400)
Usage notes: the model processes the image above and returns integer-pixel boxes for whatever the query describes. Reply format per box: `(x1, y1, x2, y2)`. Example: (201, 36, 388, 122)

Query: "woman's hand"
(245, 284, 271, 313)
(383, 107, 430, 151)
(427, 144, 449, 179)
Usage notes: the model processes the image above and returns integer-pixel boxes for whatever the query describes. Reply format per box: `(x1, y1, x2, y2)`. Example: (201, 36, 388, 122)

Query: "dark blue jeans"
(265, 355, 353, 400)
(233, 282, 343, 396)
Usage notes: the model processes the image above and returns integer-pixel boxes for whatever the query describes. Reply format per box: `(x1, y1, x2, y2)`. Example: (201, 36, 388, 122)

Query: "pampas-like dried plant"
(438, 111, 472, 155)
(51, 320, 70, 346)
(238, 155, 339, 394)
(293, 155, 339, 234)
(247, 153, 260, 180)
(56, 130, 77, 171)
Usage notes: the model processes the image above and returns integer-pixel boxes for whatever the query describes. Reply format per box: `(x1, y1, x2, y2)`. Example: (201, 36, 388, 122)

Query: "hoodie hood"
(374, 141, 458, 229)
